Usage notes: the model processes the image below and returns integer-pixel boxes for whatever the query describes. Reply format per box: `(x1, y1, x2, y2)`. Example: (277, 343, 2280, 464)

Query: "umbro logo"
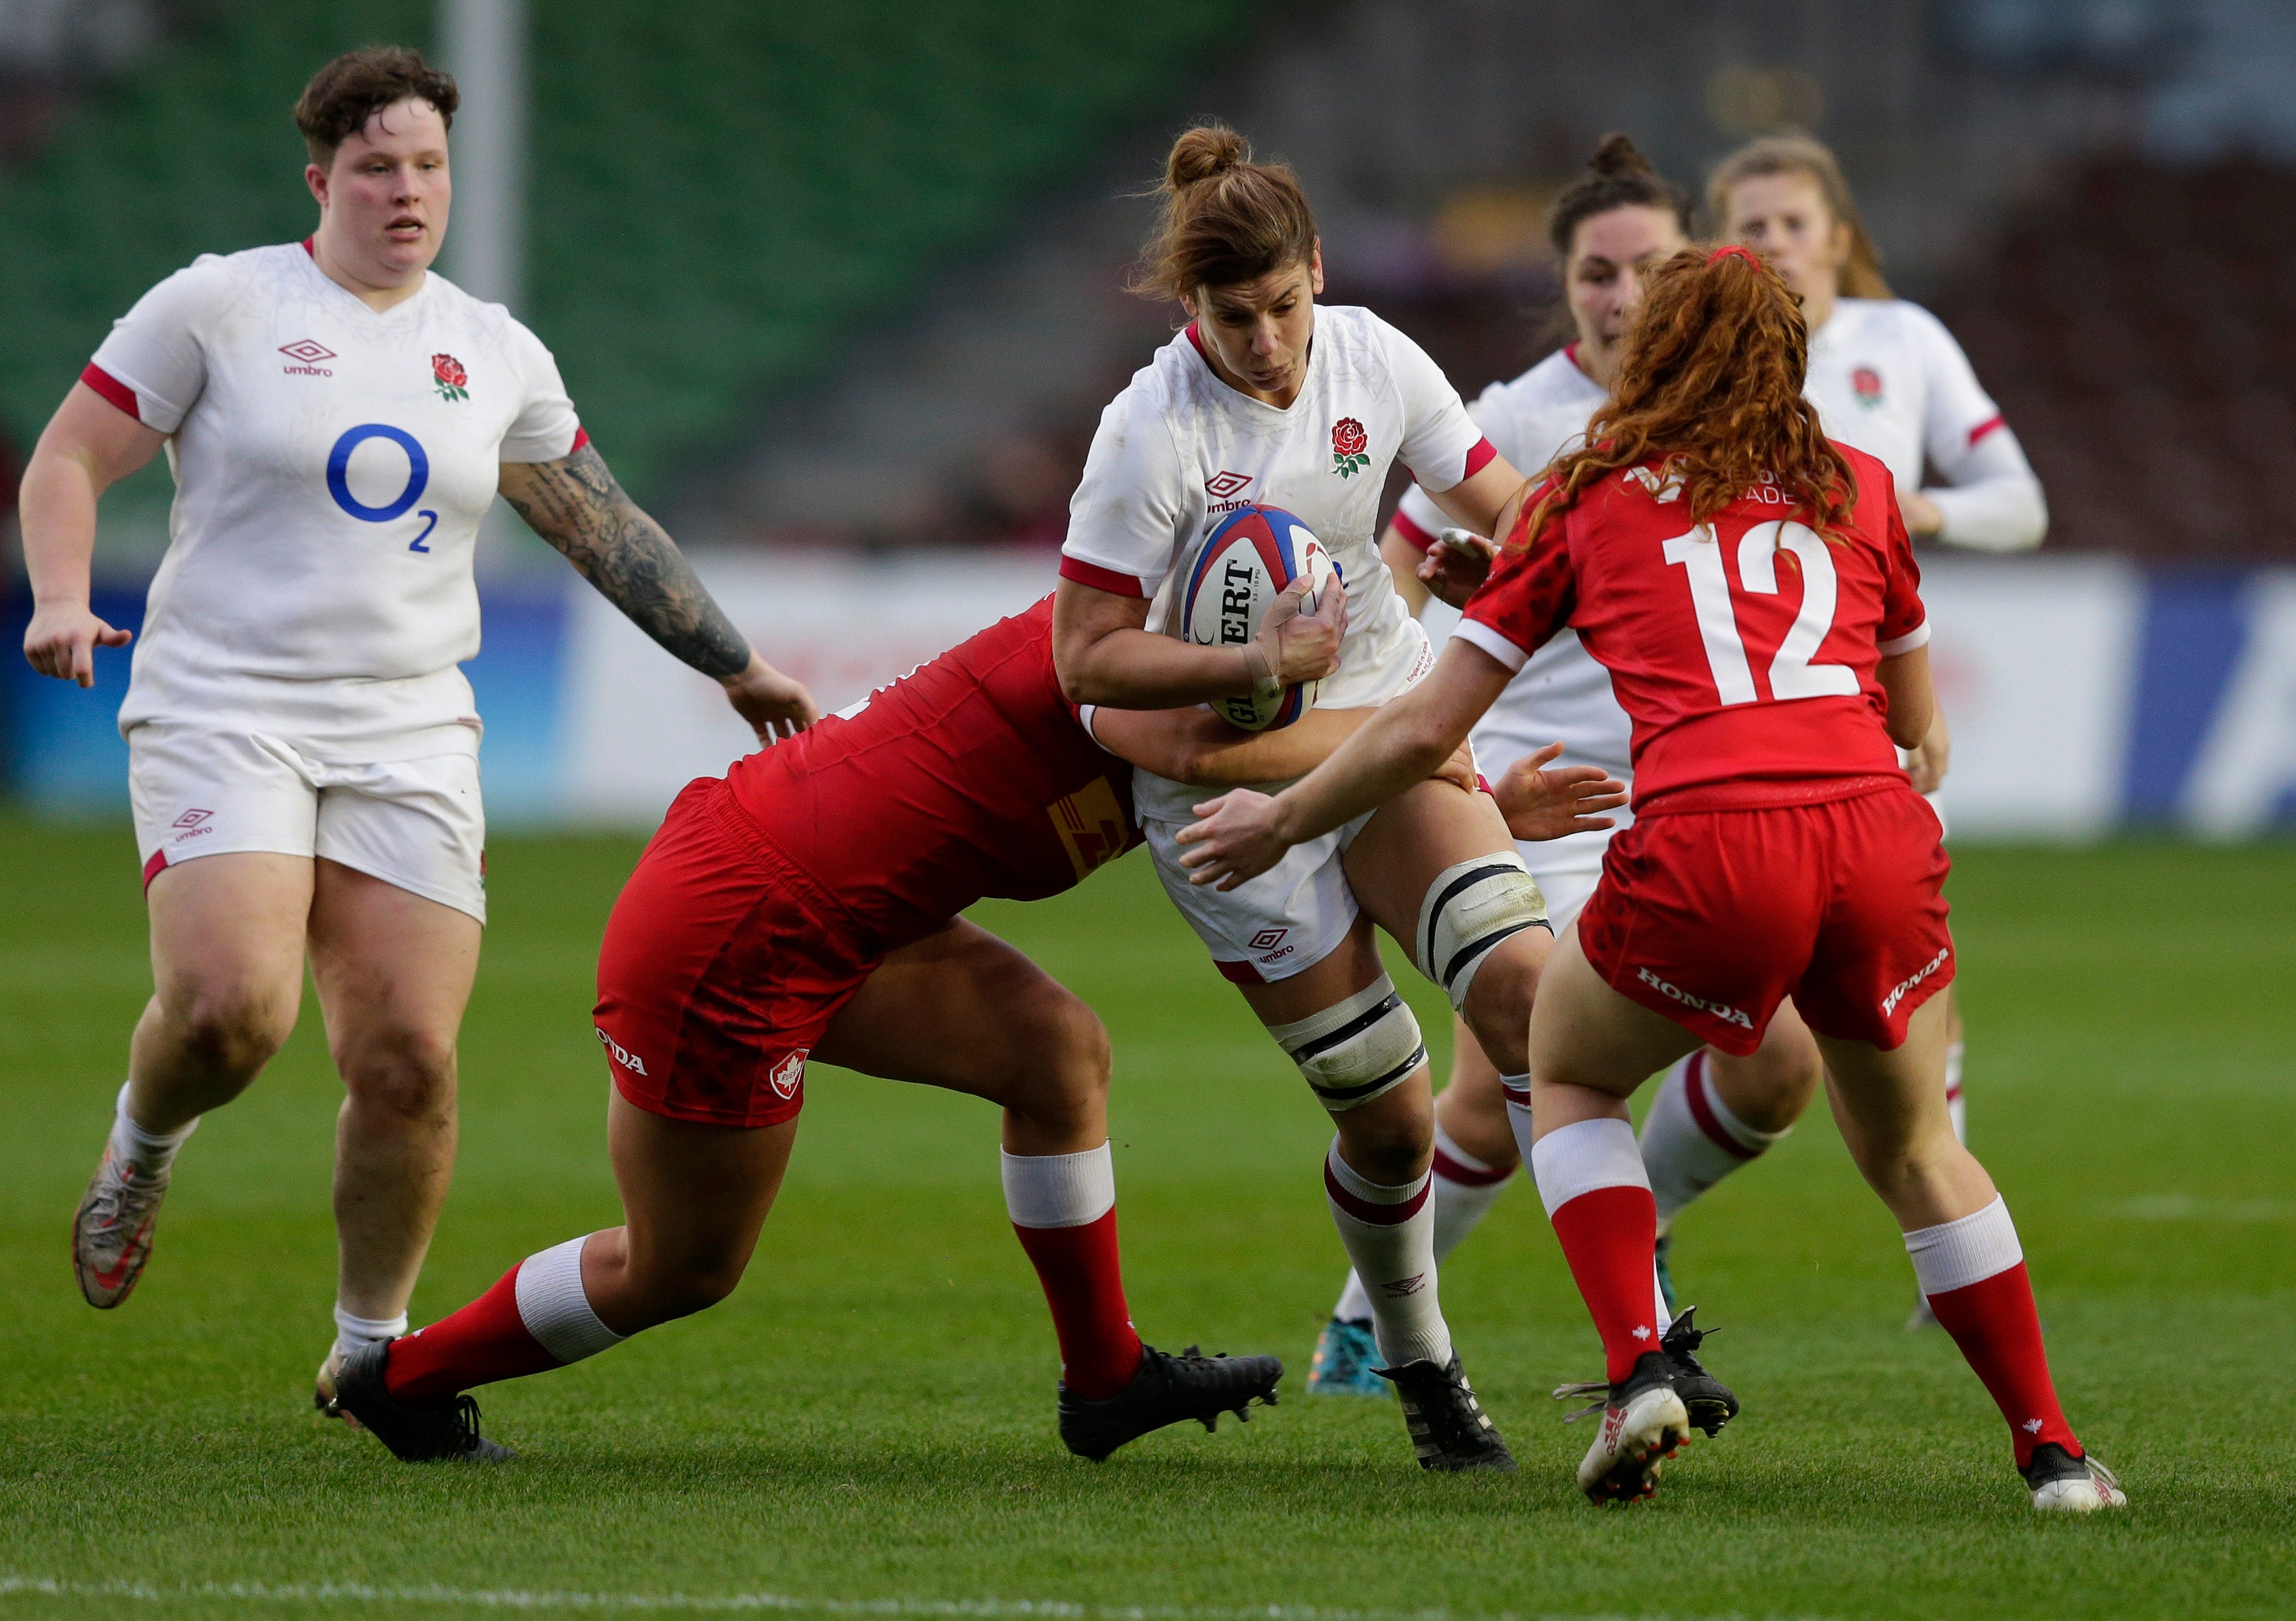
(1205, 470, 1252, 500)
(171, 809, 212, 830)
(1249, 927, 1288, 951)
(280, 339, 336, 377)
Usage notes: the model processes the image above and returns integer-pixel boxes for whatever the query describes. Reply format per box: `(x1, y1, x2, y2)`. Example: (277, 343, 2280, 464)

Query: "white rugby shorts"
(1143, 809, 1376, 985)
(128, 723, 487, 922)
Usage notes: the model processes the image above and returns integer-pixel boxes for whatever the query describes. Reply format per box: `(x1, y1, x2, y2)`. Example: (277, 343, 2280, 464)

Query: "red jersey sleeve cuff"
(1966, 413, 2006, 448)
(1389, 507, 1438, 554)
(1877, 620, 1932, 657)
(1058, 555, 1151, 598)
(81, 363, 141, 423)
(1453, 617, 1529, 673)
(1461, 436, 1498, 480)
(569, 425, 590, 455)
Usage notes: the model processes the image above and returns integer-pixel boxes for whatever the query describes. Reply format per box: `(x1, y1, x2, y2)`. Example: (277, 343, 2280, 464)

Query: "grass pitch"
(1, 816, 2291, 1620)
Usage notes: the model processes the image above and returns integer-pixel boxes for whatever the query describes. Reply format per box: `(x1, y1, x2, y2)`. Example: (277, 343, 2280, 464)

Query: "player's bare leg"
(1817, 997, 2122, 1510)
(75, 853, 309, 1308)
(1233, 923, 1505, 1469)
(820, 919, 1279, 1459)
(306, 859, 480, 1412)
(1519, 924, 1717, 1502)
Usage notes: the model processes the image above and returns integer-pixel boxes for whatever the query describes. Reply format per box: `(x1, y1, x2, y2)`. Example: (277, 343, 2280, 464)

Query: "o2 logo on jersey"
(326, 424, 440, 554)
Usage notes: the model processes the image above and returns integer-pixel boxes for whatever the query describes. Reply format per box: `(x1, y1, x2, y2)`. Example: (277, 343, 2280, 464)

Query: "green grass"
(1, 820, 2291, 1620)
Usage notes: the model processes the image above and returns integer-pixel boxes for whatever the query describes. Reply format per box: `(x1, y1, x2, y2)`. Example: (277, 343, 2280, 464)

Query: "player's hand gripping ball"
(1181, 504, 1340, 731)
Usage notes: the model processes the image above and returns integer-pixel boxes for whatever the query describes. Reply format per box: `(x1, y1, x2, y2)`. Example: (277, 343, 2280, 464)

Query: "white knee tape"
(1268, 974, 1428, 1113)
(1417, 852, 1550, 1012)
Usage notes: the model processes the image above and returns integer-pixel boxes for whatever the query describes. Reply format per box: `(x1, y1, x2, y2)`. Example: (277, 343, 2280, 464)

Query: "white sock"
(1323, 1139, 1451, 1369)
(999, 1141, 1115, 1228)
(109, 1080, 197, 1175)
(1331, 1122, 1513, 1325)
(332, 1304, 408, 1363)
(1945, 1038, 1968, 1145)
(1639, 1052, 1788, 1228)
(1904, 1196, 2021, 1297)
(1529, 1115, 1672, 1339)
(514, 1234, 626, 1365)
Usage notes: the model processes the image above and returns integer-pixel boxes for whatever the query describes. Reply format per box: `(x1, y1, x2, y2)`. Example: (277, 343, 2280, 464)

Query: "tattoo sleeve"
(499, 445, 752, 679)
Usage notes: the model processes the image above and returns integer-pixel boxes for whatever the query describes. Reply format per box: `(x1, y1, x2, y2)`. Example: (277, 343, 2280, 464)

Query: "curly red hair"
(1511, 246, 1856, 550)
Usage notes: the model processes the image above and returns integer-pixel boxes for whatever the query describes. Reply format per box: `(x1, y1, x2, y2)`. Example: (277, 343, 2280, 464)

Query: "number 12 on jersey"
(1662, 521, 1860, 705)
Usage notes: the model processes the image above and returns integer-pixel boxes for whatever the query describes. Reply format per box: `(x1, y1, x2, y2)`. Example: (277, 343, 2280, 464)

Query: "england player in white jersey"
(1052, 126, 1602, 1472)
(20, 48, 816, 1413)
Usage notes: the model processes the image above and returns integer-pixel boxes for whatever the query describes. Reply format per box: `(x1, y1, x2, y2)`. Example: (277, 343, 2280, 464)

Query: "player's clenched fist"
(23, 602, 133, 687)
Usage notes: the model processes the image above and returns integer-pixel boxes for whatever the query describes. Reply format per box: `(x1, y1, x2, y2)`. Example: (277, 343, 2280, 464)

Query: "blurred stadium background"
(3, 0, 2295, 836)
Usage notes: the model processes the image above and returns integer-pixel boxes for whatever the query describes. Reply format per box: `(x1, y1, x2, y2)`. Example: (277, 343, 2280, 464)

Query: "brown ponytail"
(1513, 246, 1857, 551)
(1132, 123, 1318, 303)
(1707, 134, 1892, 300)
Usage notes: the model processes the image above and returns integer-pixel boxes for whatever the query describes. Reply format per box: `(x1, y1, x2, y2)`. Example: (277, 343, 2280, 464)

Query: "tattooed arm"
(499, 446, 819, 742)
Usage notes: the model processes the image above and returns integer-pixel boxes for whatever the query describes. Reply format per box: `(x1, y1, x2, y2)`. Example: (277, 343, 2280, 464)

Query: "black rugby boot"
(1058, 1343, 1282, 1461)
(1377, 1351, 1516, 1472)
(1660, 1306, 1740, 1437)
(328, 1339, 515, 1462)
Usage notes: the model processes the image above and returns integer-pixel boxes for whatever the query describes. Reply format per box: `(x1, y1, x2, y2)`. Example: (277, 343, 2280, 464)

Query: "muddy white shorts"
(1143, 809, 1375, 985)
(128, 724, 487, 922)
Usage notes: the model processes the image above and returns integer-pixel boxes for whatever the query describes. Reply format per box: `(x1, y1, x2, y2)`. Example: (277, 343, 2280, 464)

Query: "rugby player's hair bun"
(1166, 123, 1252, 191)
(1588, 132, 1656, 179)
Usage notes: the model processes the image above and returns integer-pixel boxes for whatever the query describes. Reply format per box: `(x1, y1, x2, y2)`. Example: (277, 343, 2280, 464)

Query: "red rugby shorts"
(1575, 784, 1953, 1054)
(593, 778, 876, 1128)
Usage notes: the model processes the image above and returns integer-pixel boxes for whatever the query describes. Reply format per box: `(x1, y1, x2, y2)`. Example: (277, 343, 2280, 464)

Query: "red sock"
(1925, 1262, 2080, 1470)
(385, 1263, 564, 1405)
(1548, 1185, 1664, 1384)
(1012, 1208, 1143, 1400)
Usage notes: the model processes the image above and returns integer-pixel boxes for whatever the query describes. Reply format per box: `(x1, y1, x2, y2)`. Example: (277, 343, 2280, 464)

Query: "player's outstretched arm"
(20, 383, 164, 686)
(499, 447, 819, 742)
(1176, 637, 1514, 890)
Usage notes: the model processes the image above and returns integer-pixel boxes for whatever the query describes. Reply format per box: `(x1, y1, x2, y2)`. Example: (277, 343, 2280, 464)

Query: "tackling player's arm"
(499, 446, 819, 742)
(1385, 460, 1527, 611)
(19, 382, 166, 686)
(1091, 703, 1478, 793)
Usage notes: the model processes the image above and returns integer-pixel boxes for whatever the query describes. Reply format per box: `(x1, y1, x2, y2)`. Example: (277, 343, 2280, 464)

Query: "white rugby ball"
(1180, 503, 1337, 731)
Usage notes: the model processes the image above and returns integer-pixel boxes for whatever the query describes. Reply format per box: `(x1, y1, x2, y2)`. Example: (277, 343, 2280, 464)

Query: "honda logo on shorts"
(596, 1026, 649, 1077)
(769, 1050, 807, 1099)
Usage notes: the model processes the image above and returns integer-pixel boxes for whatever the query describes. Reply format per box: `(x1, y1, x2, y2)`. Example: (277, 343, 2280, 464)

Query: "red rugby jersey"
(725, 596, 1141, 949)
(1457, 445, 1929, 813)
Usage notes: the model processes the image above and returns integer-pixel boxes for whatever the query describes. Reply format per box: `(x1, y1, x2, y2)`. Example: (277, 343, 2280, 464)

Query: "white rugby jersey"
(1392, 347, 1631, 870)
(1804, 298, 2045, 554)
(87, 240, 583, 757)
(1062, 305, 1491, 822)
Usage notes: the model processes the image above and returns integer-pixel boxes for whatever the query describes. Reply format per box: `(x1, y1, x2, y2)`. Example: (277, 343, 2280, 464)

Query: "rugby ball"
(1181, 503, 1337, 731)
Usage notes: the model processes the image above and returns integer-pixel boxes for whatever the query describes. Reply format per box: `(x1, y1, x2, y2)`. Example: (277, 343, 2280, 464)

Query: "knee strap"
(1417, 852, 1550, 1012)
(1267, 974, 1428, 1113)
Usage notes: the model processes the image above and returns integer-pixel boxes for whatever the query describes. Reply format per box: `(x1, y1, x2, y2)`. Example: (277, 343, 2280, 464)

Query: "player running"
(21, 48, 814, 1412)
(1179, 246, 2122, 1513)
(1310, 135, 1799, 1391)
(1647, 133, 2050, 1327)
(326, 595, 1529, 1464)
(1052, 126, 1562, 1472)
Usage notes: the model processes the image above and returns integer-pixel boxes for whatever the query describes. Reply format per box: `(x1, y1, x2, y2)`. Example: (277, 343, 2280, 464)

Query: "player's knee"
(339, 1023, 459, 1124)
(1272, 974, 1428, 1114)
(1415, 853, 1549, 1019)
(1457, 931, 1542, 1075)
(1000, 984, 1111, 1128)
(163, 976, 296, 1078)
(1719, 1026, 1824, 1133)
